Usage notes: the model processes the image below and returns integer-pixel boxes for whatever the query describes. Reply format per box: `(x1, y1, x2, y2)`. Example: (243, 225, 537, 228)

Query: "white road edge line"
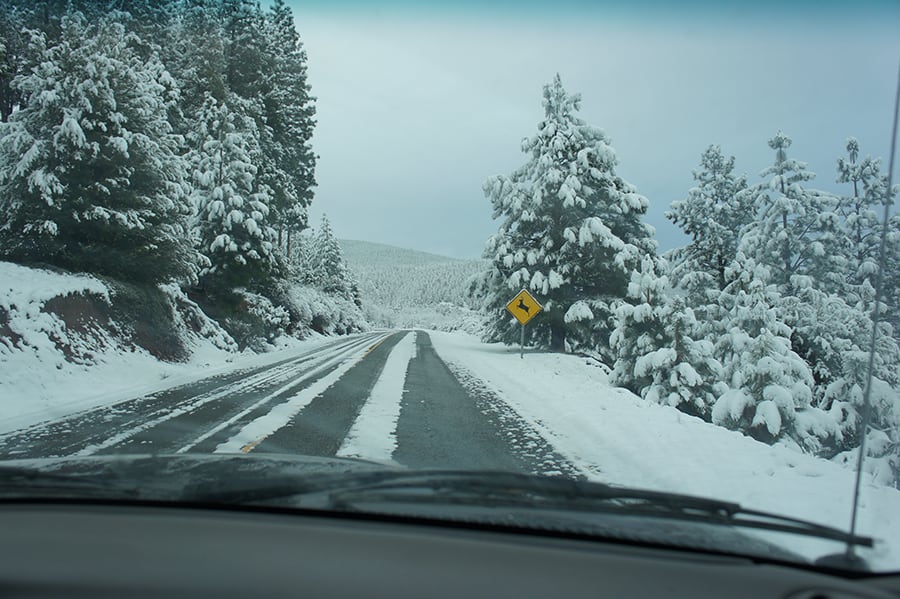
(336, 331, 417, 464)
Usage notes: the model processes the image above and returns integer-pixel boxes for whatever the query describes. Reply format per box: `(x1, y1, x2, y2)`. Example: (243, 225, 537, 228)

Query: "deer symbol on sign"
(517, 298, 530, 314)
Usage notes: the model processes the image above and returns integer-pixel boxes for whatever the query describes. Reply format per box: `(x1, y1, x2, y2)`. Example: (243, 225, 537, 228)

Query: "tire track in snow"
(392, 331, 576, 474)
(440, 359, 586, 479)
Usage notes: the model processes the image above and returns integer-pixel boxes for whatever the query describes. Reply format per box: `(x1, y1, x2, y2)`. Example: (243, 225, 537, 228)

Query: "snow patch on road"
(428, 330, 900, 570)
(337, 331, 416, 463)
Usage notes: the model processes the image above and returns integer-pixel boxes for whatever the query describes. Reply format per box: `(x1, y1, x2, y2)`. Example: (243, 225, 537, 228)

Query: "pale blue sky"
(289, 2, 899, 259)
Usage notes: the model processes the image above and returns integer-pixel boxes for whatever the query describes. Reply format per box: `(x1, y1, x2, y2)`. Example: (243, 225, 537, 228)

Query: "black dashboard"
(1, 503, 897, 598)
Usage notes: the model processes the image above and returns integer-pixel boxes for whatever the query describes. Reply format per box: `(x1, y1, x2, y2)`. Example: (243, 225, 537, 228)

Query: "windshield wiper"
(0, 465, 141, 499)
(329, 471, 873, 547)
(183, 469, 873, 549)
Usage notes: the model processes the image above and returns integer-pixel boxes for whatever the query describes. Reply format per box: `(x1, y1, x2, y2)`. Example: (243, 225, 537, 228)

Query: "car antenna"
(817, 60, 900, 572)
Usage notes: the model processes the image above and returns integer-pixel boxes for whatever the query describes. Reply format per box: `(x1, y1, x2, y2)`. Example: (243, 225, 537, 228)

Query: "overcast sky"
(287, 1, 899, 259)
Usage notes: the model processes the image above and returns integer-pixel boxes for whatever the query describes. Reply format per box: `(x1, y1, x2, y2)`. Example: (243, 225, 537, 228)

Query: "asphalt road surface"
(0, 331, 579, 477)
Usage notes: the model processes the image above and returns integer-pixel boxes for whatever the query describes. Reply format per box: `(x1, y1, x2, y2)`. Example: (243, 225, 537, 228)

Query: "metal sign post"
(505, 289, 542, 359)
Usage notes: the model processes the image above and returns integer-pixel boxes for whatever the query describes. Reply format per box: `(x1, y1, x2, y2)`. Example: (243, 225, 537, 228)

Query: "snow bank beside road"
(429, 330, 900, 570)
(0, 261, 337, 434)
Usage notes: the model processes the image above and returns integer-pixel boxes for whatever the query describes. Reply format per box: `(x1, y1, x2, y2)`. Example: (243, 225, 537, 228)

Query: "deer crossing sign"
(505, 289, 543, 326)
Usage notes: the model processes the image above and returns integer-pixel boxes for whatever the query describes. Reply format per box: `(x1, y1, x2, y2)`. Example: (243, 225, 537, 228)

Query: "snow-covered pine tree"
(292, 229, 320, 284)
(313, 215, 343, 289)
(220, 0, 269, 101)
(711, 254, 829, 448)
(0, 14, 197, 284)
(481, 74, 656, 354)
(834, 138, 899, 340)
(737, 132, 857, 397)
(263, 0, 316, 258)
(739, 131, 844, 293)
(168, 0, 228, 121)
(190, 94, 279, 288)
(308, 215, 359, 304)
(610, 256, 724, 419)
(610, 256, 669, 395)
(647, 295, 726, 420)
(0, 1, 29, 122)
(220, 0, 280, 199)
(780, 278, 900, 452)
(666, 145, 751, 294)
(884, 214, 900, 339)
(836, 137, 890, 290)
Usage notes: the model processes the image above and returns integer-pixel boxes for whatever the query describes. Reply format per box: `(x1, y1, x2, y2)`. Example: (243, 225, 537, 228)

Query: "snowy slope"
(428, 330, 900, 570)
(340, 239, 486, 330)
(0, 261, 323, 433)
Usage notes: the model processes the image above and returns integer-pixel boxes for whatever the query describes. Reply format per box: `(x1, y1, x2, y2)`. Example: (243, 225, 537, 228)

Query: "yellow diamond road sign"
(506, 289, 543, 326)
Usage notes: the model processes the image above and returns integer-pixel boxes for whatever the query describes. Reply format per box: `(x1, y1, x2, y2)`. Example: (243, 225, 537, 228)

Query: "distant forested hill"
(340, 240, 485, 331)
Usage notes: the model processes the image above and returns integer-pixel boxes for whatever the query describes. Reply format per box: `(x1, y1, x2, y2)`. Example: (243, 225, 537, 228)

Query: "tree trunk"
(549, 320, 566, 352)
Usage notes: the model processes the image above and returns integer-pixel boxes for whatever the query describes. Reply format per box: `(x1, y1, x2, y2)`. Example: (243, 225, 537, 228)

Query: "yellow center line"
(360, 335, 390, 360)
(241, 436, 268, 453)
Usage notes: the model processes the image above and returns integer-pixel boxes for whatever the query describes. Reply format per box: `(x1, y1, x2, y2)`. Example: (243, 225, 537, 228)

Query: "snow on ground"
(338, 331, 416, 463)
(0, 261, 339, 435)
(428, 330, 900, 570)
(0, 332, 340, 437)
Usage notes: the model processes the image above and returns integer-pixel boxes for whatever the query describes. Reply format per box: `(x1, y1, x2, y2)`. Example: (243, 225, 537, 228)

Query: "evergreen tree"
(190, 94, 278, 287)
(219, 0, 269, 101)
(836, 137, 889, 289)
(293, 229, 321, 284)
(667, 145, 751, 293)
(0, 1, 29, 122)
(611, 256, 724, 419)
(303, 215, 359, 304)
(481, 74, 655, 354)
(262, 0, 316, 256)
(610, 256, 670, 395)
(739, 131, 844, 292)
(791, 282, 900, 453)
(711, 254, 819, 447)
(647, 296, 725, 420)
(169, 0, 228, 121)
(884, 214, 900, 338)
(313, 215, 345, 292)
(0, 14, 197, 283)
(834, 138, 899, 339)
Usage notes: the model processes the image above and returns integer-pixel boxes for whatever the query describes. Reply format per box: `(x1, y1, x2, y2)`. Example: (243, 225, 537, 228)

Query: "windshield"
(0, 0, 898, 575)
